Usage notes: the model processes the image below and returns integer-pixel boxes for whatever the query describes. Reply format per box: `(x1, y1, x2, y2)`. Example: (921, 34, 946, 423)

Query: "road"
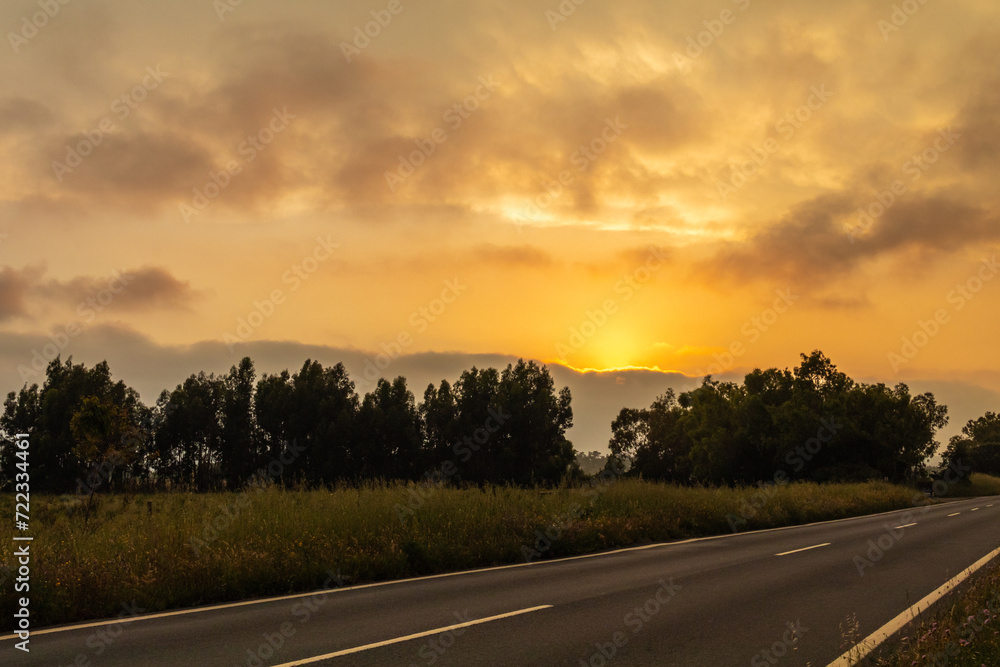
(3, 496, 999, 666)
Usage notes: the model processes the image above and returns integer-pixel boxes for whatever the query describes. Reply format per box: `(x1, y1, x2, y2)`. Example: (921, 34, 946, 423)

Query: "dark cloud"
(614, 84, 705, 153)
(859, 196, 994, 255)
(162, 28, 711, 216)
(0, 266, 44, 321)
(811, 294, 872, 310)
(107, 266, 202, 310)
(472, 244, 554, 267)
(617, 244, 671, 267)
(953, 78, 1000, 172)
(703, 191, 998, 287)
(0, 98, 55, 133)
(53, 131, 213, 202)
(15, 266, 200, 315)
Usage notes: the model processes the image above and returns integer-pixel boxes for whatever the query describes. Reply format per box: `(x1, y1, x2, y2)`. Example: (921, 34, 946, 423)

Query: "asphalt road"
(4, 496, 999, 667)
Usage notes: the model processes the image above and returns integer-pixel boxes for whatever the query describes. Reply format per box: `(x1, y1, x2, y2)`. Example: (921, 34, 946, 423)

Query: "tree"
(70, 396, 141, 518)
(254, 360, 358, 484)
(219, 357, 260, 487)
(1, 357, 149, 493)
(945, 412, 1000, 475)
(420, 379, 460, 465)
(255, 369, 293, 470)
(0, 384, 41, 491)
(610, 351, 949, 486)
(450, 366, 502, 484)
(609, 390, 692, 482)
(682, 378, 750, 484)
(356, 377, 423, 480)
(153, 372, 224, 489)
(793, 350, 853, 397)
(575, 450, 609, 476)
(494, 360, 574, 486)
(424, 361, 575, 486)
(608, 407, 648, 473)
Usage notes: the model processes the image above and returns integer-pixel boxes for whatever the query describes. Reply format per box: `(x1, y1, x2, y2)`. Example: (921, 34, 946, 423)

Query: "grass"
(937, 472, 1000, 498)
(0, 477, 977, 631)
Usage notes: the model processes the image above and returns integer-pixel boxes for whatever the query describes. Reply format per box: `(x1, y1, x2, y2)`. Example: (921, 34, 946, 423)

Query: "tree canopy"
(1, 356, 576, 491)
(0, 351, 976, 492)
(609, 351, 949, 484)
(944, 412, 1000, 476)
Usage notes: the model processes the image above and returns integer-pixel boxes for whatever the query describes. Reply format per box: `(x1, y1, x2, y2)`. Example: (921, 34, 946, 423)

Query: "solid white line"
(271, 605, 552, 666)
(893, 523, 917, 529)
(948, 512, 961, 517)
(827, 545, 1000, 666)
(776, 543, 830, 556)
(1, 497, 985, 641)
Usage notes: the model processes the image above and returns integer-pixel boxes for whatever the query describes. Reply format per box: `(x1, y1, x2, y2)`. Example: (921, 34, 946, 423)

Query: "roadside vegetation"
(863, 549, 1000, 666)
(0, 478, 928, 631)
(937, 472, 1000, 498)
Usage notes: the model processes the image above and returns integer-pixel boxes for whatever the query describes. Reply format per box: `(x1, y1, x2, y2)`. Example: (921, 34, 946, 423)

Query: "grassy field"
(0, 477, 935, 631)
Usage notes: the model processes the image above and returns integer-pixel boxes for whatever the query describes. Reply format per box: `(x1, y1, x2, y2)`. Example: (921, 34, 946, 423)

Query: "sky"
(1, 0, 998, 453)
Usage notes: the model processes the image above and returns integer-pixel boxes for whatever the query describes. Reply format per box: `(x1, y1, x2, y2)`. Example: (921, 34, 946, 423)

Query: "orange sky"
(1, 0, 998, 451)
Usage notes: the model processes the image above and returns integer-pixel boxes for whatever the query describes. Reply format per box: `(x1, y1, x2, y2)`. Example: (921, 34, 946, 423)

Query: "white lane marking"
(893, 523, 917, 529)
(827, 545, 1000, 667)
(947, 512, 961, 517)
(776, 543, 831, 556)
(271, 605, 553, 666)
(0, 499, 976, 641)
(971, 508, 980, 511)
(988, 504, 994, 507)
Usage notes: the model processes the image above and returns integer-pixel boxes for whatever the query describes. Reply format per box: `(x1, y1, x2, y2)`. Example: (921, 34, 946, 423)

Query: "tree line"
(0, 356, 574, 493)
(609, 351, 955, 484)
(944, 411, 1000, 477)
(1, 350, 994, 494)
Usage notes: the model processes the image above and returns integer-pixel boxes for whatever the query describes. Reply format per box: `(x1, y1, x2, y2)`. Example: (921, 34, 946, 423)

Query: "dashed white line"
(971, 508, 980, 512)
(893, 523, 917, 529)
(947, 512, 961, 517)
(272, 605, 553, 666)
(776, 543, 831, 556)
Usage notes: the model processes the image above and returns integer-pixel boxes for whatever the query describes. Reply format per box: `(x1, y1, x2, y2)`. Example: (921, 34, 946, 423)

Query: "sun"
(586, 329, 645, 371)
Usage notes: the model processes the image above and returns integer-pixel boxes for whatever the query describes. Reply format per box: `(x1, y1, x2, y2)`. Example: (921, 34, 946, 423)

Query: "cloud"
(6, 18, 710, 223)
(0, 98, 55, 133)
(53, 131, 213, 203)
(108, 267, 203, 310)
(8, 266, 201, 317)
(702, 191, 999, 287)
(0, 266, 44, 321)
(1, 0, 999, 408)
(953, 75, 1000, 172)
(471, 244, 554, 267)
